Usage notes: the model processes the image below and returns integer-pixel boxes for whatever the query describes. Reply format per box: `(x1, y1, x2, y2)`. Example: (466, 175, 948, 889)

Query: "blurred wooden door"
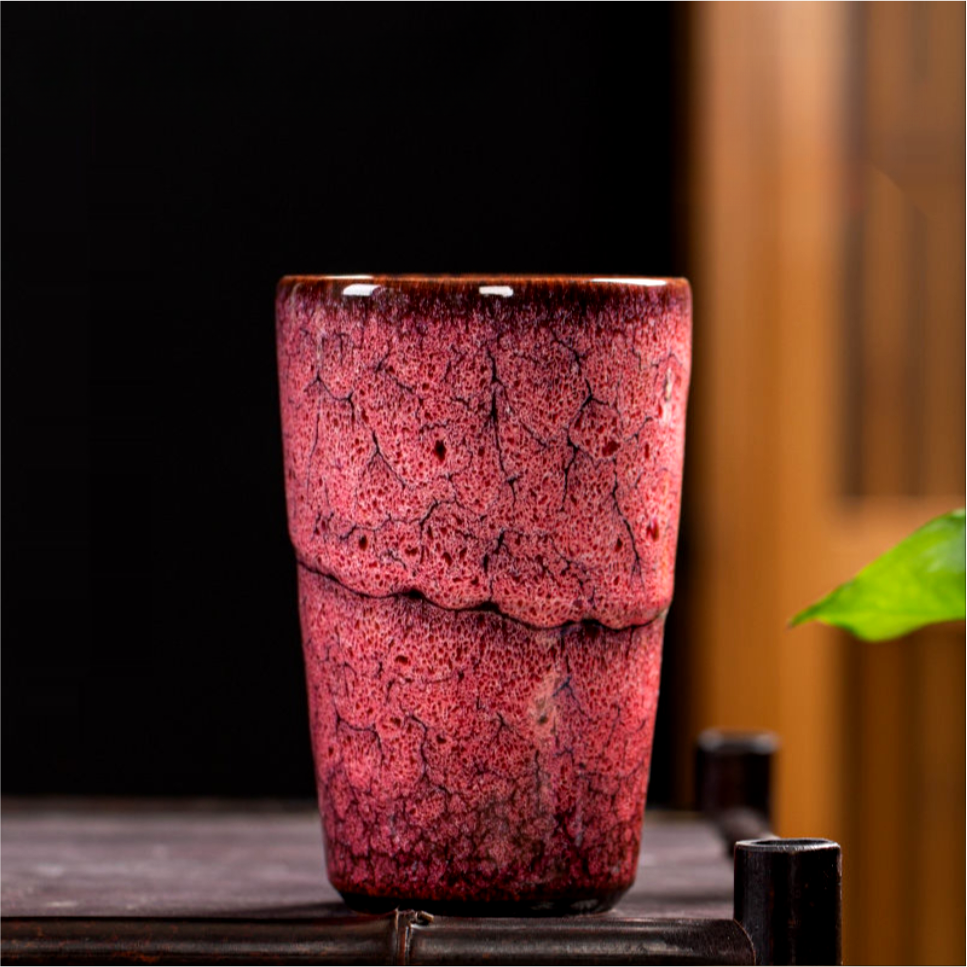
(685, 4, 964, 964)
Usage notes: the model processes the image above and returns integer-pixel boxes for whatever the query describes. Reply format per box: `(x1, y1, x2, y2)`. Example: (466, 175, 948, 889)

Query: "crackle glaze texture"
(276, 276, 691, 911)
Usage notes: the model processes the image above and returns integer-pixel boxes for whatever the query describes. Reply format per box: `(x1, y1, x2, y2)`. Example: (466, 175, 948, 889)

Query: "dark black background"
(3, 6, 690, 798)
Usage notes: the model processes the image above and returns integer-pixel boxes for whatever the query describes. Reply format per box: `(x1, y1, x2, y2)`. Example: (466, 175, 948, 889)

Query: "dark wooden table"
(1, 799, 752, 965)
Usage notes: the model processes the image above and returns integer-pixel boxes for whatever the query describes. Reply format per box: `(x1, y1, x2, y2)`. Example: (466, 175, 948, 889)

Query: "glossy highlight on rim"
(279, 274, 687, 286)
(279, 275, 691, 303)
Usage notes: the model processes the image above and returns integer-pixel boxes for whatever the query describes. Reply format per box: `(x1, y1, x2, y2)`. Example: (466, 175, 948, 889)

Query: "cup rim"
(279, 274, 689, 288)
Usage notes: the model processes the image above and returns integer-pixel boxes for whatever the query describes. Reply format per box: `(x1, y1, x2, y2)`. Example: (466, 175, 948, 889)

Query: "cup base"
(339, 889, 627, 917)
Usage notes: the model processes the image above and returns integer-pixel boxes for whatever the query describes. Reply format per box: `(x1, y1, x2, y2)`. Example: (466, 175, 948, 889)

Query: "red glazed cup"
(276, 276, 691, 914)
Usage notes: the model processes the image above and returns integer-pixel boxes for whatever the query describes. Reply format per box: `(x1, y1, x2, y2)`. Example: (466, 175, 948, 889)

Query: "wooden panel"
(686, 1, 784, 751)
(687, 0, 850, 837)
(843, 622, 965, 966)
(918, 5, 966, 495)
(911, 629, 966, 964)
(828, 499, 963, 964)
(856, 1, 966, 497)
(771, 3, 849, 842)
(857, 167, 917, 495)
(850, 634, 915, 964)
(844, 5, 965, 962)
(922, 191, 966, 495)
(687, 2, 964, 964)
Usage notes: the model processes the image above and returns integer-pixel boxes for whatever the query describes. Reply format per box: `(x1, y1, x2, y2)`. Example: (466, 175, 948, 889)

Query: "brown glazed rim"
(279, 274, 689, 289)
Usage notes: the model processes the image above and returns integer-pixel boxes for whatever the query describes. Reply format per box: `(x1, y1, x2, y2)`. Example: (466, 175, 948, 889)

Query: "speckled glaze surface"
(276, 276, 691, 913)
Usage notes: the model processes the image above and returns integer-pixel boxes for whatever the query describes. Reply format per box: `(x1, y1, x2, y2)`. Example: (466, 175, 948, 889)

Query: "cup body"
(276, 276, 691, 913)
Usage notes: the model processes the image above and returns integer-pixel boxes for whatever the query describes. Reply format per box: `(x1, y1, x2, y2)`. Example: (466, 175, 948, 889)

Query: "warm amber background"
(678, 4, 965, 964)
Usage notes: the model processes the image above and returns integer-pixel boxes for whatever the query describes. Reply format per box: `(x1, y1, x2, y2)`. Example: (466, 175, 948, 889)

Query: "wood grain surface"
(1, 800, 750, 965)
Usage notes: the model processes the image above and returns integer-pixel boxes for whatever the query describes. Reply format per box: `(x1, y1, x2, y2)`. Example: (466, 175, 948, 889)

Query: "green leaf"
(790, 509, 966, 641)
